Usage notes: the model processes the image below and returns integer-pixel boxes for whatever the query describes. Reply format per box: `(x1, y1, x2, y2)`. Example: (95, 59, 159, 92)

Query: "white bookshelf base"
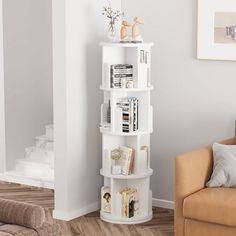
(100, 211, 153, 225)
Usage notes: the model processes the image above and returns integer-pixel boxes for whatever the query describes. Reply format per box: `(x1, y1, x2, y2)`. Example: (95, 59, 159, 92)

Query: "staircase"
(1, 125, 54, 189)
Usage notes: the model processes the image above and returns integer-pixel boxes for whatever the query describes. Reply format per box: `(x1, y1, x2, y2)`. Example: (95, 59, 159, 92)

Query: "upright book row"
(117, 97, 139, 133)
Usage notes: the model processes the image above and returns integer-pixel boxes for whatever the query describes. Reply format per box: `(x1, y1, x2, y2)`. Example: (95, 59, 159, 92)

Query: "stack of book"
(110, 64, 133, 89)
(116, 187, 139, 218)
(117, 97, 139, 133)
(111, 146, 135, 175)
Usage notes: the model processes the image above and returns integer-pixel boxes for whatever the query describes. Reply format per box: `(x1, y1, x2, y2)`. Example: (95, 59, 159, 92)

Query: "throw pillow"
(207, 143, 236, 188)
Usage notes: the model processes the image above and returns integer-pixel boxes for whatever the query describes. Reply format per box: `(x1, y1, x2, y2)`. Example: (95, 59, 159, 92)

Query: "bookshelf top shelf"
(100, 42, 154, 48)
(100, 127, 153, 136)
(100, 86, 154, 92)
(100, 169, 153, 179)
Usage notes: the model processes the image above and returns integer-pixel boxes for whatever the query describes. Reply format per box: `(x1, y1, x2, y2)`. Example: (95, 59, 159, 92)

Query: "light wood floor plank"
(0, 182, 174, 236)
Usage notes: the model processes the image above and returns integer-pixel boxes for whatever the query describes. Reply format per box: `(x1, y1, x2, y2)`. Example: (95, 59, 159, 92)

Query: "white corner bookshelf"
(100, 42, 154, 224)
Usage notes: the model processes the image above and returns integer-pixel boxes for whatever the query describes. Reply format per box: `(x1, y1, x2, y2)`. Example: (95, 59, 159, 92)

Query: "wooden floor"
(0, 182, 174, 236)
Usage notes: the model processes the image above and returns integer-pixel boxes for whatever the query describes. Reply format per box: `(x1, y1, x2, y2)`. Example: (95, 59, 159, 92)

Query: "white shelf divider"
(100, 42, 154, 224)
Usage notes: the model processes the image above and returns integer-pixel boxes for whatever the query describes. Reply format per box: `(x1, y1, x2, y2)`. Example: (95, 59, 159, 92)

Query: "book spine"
(130, 98, 133, 132)
(111, 64, 133, 69)
(128, 149, 135, 175)
(111, 74, 133, 78)
(122, 190, 128, 218)
(111, 69, 133, 74)
(134, 190, 139, 216)
(115, 192, 123, 217)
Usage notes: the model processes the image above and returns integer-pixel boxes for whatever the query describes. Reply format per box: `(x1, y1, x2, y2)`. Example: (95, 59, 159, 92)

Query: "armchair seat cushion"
(183, 187, 236, 227)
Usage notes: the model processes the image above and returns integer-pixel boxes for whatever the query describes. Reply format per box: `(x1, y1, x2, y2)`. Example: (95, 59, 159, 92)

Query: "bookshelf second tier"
(100, 42, 153, 224)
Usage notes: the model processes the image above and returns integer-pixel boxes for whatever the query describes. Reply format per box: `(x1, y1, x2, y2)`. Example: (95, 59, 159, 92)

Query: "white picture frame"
(197, 0, 236, 61)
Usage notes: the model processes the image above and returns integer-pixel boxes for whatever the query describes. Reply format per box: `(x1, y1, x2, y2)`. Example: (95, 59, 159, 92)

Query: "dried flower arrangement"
(102, 1, 124, 40)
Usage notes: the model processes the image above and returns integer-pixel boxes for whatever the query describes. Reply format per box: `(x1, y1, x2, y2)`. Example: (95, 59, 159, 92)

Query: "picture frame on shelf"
(197, 0, 236, 61)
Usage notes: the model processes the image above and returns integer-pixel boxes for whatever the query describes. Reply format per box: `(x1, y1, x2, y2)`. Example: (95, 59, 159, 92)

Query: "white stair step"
(16, 159, 54, 179)
(35, 135, 53, 148)
(36, 135, 53, 142)
(45, 124, 53, 140)
(25, 146, 53, 154)
(0, 171, 54, 189)
(25, 146, 54, 164)
(25, 146, 35, 155)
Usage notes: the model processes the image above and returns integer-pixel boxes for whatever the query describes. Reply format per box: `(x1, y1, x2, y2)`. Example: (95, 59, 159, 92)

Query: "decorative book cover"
(101, 187, 111, 213)
(110, 64, 134, 89)
(111, 146, 135, 175)
(116, 188, 139, 218)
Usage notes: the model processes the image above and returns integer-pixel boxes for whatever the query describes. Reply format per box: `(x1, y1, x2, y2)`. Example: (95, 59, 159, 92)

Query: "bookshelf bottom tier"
(100, 211, 153, 225)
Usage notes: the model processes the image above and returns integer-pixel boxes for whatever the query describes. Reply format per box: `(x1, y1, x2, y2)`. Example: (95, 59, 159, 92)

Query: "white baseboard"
(53, 201, 100, 221)
(152, 198, 174, 210)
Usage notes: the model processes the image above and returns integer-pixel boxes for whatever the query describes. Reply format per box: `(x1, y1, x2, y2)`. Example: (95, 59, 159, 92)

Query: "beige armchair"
(175, 138, 236, 236)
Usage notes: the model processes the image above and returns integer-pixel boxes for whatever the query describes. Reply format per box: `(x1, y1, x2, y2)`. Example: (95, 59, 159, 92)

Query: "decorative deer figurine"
(132, 17, 144, 42)
(120, 20, 131, 42)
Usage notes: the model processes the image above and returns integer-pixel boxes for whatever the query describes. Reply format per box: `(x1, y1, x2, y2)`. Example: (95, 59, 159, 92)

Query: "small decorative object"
(111, 165, 122, 175)
(126, 81, 134, 89)
(132, 17, 144, 43)
(102, 1, 124, 41)
(198, 0, 236, 61)
(120, 20, 131, 42)
(111, 149, 121, 160)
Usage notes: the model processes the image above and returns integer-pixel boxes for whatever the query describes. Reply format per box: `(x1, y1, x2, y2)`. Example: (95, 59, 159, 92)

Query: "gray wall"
(3, 0, 53, 170)
(0, 0, 5, 173)
(123, 0, 236, 202)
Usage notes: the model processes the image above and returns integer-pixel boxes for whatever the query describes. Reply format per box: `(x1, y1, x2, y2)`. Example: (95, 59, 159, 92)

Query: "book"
(101, 187, 111, 213)
(115, 191, 123, 217)
(120, 146, 134, 175)
(111, 146, 135, 176)
(110, 64, 134, 89)
(111, 64, 133, 69)
(116, 188, 139, 218)
(117, 97, 139, 133)
(140, 50, 149, 64)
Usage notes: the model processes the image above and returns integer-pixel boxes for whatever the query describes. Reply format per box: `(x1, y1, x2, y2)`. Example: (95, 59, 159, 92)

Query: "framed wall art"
(198, 0, 236, 61)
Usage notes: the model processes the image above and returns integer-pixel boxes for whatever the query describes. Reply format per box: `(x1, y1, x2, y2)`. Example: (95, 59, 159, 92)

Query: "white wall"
(0, 0, 5, 173)
(53, 0, 121, 220)
(3, 0, 53, 169)
(123, 0, 236, 203)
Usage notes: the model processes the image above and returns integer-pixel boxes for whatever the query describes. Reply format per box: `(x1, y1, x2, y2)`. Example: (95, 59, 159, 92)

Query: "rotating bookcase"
(100, 42, 154, 224)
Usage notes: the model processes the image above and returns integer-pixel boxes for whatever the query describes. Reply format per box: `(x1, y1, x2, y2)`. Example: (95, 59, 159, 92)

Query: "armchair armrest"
(174, 138, 235, 236)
